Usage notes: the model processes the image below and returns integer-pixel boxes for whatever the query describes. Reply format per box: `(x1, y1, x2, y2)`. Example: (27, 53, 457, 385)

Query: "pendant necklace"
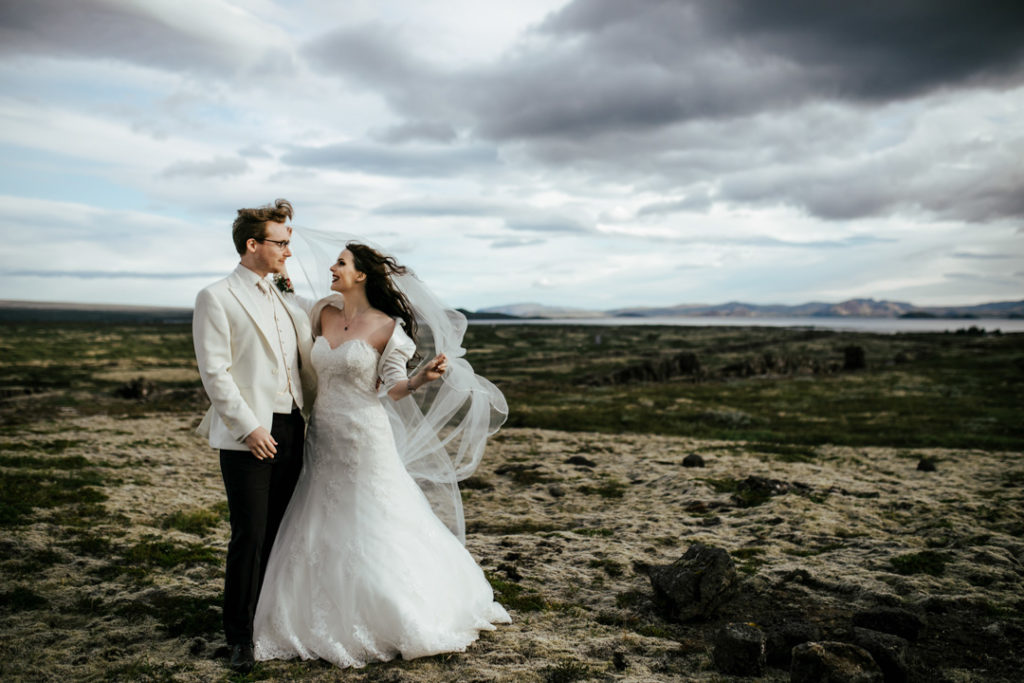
(343, 307, 366, 331)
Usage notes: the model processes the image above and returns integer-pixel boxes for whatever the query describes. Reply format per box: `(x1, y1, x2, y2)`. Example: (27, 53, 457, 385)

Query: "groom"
(192, 199, 316, 674)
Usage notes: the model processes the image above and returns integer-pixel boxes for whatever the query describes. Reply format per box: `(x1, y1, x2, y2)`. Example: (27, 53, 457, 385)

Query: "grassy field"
(2, 321, 1022, 449)
(1, 321, 1021, 681)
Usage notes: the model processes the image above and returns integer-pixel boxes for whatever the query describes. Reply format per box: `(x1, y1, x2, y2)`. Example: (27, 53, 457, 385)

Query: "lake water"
(469, 316, 1024, 334)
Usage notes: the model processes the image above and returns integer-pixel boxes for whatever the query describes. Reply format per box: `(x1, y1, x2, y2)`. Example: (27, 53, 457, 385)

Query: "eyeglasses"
(255, 238, 290, 249)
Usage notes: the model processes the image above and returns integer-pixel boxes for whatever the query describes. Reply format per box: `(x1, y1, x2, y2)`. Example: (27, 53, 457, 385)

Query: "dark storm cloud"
(282, 142, 498, 177)
(306, 1, 1024, 225)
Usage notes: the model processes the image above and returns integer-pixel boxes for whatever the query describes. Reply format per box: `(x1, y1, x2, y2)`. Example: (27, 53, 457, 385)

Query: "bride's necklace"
(342, 306, 369, 331)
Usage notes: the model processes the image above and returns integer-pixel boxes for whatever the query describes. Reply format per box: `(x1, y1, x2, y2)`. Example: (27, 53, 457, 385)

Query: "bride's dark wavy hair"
(347, 242, 418, 344)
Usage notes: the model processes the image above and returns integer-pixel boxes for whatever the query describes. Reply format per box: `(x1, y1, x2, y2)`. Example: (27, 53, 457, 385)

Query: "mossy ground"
(1, 322, 1021, 680)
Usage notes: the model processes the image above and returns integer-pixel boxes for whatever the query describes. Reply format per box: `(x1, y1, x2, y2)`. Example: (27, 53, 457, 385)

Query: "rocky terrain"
(2, 414, 1022, 681)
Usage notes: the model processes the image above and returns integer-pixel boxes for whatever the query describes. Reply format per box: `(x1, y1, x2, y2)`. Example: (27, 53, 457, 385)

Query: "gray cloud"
(491, 237, 547, 249)
(282, 142, 498, 177)
(372, 199, 504, 217)
(504, 215, 592, 234)
(161, 156, 250, 179)
(4, 270, 224, 279)
(0, 0, 295, 77)
(304, 1, 1024, 225)
(951, 251, 1016, 260)
(638, 194, 713, 216)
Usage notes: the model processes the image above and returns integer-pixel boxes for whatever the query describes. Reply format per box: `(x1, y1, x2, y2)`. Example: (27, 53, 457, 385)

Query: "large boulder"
(852, 607, 926, 641)
(852, 627, 909, 683)
(791, 641, 883, 683)
(766, 620, 823, 667)
(711, 622, 766, 676)
(648, 543, 738, 621)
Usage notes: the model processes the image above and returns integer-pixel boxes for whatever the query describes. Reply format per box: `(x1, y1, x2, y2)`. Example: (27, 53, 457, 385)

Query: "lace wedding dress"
(253, 328, 510, 667)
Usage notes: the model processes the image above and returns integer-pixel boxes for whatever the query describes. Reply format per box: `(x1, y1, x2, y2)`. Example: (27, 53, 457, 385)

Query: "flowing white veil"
(290, 226, 508, 543)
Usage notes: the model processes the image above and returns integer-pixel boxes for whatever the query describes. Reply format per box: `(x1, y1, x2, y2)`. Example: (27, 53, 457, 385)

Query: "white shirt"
(235, 264, 303, 413)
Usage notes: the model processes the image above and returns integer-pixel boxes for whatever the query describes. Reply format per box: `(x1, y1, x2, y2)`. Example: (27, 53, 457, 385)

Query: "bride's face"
(330, 249, 364, 292)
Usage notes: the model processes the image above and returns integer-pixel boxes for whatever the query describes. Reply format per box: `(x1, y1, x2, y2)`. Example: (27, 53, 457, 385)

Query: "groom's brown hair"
(232, 199, 294, 255)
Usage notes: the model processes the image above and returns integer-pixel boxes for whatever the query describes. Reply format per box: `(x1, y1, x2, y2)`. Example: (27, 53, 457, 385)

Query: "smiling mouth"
(331, 275, 339, 282)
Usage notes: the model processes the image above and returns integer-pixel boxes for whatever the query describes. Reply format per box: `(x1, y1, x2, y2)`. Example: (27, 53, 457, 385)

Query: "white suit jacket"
(193, 266, 317, 450)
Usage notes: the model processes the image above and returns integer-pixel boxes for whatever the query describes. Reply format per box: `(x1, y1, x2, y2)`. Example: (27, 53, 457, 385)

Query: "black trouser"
(219, 409, 304, 646)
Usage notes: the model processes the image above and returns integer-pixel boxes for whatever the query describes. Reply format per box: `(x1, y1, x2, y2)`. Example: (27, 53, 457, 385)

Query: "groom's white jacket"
(193, 265, 317, 450)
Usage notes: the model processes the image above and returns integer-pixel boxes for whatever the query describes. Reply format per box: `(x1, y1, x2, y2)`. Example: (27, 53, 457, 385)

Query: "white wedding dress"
(252, 325, 510, 668)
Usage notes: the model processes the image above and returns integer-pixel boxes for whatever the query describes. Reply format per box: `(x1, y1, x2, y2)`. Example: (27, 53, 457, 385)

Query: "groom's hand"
(244, 427, 278, 460)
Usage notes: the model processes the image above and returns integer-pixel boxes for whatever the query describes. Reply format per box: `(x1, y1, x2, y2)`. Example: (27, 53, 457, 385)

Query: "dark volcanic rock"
(852, 608, 926, 641)
(766, 620, 822, 667)
(791, 641, 883, 683)
(648, 543, 738, 621)
(565, 455, 596, 467)
(682, 453, 705, 468)
(916, 457, 937, 472)
(843, 345, 867, 371)
(711, 622, 766, 676)
(732, 475, 811, 507)
(585, 351, 702, 385)
(852, 627, 909, 683)
(115, 377, 156, 400)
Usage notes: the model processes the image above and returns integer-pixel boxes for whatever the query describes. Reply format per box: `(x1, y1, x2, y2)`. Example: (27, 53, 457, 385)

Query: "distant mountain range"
(3, 297, 1023, 323)
(476, 298, 1024, 319)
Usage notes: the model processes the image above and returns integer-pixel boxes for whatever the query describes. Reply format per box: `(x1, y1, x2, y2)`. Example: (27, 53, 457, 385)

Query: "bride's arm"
(385, 353, 447, 401)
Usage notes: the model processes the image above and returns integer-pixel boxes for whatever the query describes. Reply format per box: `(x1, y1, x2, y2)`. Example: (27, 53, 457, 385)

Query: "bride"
(252, 240, 510, 668)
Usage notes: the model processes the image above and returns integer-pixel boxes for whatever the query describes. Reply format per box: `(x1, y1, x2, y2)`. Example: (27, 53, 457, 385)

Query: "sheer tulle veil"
(289, 226, 508, 543)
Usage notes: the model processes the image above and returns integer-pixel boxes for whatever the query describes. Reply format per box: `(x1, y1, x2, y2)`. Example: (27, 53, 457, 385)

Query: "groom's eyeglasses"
(255, 238, 291, 249)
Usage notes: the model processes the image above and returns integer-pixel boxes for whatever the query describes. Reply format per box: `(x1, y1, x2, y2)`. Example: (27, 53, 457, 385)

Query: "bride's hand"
(417, 353, 448, 385)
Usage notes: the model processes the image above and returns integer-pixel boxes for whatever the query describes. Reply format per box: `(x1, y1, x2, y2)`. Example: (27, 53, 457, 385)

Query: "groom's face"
(254, 220, 292, 274)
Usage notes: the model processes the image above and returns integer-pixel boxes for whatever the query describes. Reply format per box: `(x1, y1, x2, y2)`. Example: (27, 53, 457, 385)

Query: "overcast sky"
(2, 0, 1023, 310)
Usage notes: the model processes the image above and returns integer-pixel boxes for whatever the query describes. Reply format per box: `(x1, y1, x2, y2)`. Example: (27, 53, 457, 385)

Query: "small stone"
(565, 455, 597, 467)
(648, 543, 738, 621)
(853, 627, 908, 683)
(916, 458, 937, 472)
(683, 453, 705, 468)
(766, 620, 822, 666)
(852, 607, 926, 641)
(547, 484, 565, 497)
(612, 651, 627, 671)
(711, 622, 766, 676)
(189, 638, 207, 656)
(791, 641, 883, 683)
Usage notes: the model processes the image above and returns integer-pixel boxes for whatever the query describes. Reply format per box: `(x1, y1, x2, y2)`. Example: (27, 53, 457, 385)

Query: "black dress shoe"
(229, 643, 254, 674)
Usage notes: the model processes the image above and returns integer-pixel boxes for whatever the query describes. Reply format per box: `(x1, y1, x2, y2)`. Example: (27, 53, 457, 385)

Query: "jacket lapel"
(227, 271, 277, 355)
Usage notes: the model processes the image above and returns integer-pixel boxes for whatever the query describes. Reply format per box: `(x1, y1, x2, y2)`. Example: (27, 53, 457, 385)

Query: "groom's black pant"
(219, 408, 305, 646)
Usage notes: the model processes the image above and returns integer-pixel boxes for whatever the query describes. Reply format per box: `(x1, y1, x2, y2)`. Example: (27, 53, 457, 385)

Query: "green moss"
(160, 508, 221, 536)
(588, 558, 625, 577)
(468, 519, 565, 535)
(577, 478, 627, 499)
(0, 586, 49, 611)
(485, 571, 547, 612)
(890, 550, 948, 576)
(572, 527, 614, 537)
(0, 469, 108, 526)
(0, 451, 89, 466)
(125, 535, 220, 568)
(116, 593, 222, 638)
(541, 659, 594, 683)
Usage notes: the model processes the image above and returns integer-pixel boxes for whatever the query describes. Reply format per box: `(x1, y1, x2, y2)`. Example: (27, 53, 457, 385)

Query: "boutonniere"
(274, 273, 294, 294)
